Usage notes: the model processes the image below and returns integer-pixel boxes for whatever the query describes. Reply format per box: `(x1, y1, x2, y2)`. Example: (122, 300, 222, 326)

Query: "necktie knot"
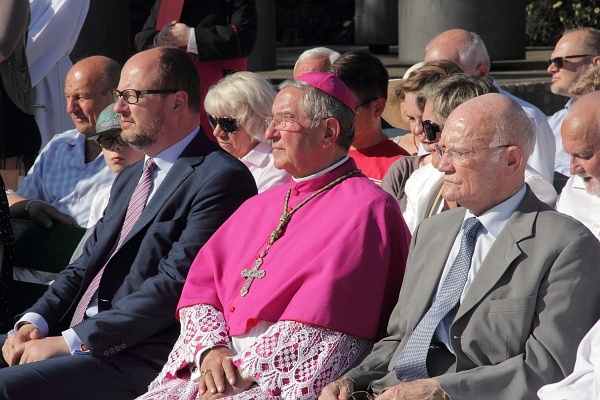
(463, 217, 481, 240)
(144, 158, 157, 176)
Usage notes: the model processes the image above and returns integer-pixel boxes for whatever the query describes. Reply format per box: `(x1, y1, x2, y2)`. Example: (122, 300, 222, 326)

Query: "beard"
(122, 111, 166, 151)
(578, 172, 600, 197)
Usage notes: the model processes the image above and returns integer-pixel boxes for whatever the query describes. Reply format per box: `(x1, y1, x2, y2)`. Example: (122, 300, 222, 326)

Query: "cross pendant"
(239, 257, 266, 296)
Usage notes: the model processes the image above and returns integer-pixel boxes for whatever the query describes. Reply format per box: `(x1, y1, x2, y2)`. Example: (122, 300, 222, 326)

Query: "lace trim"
(233, 320, 369, 399)
(149, 304, 232, 388)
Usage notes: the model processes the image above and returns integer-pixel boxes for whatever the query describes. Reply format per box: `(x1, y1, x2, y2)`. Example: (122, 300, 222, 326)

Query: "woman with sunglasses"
(381, 61, 462, 212)
(204, 72, 290, 193)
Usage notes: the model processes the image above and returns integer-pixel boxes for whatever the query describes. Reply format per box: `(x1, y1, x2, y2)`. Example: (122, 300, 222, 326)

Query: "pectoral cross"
(239, 257, 266, 296)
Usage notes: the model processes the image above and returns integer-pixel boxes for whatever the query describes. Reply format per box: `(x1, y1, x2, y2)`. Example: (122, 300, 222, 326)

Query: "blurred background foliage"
(526, 0, 600, 46)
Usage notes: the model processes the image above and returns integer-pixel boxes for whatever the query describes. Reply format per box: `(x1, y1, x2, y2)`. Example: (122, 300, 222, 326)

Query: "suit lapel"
(409, 208, 466, 321)
(116, 132, 209, 248)
(455, 188, 542, 321)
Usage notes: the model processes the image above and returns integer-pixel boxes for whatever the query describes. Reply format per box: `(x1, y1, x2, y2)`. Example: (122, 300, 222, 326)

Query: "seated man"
(554, 90, 600, 240)
(0, 46, 257, 399)
(8, 56, 119, 228)
(139, 72, 411, 399)
(332, 50, 409, 185)
(321, 93, 600, 400)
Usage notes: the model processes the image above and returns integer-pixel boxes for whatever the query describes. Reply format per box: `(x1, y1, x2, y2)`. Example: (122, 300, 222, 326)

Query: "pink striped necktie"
(70, 158, 157, 327)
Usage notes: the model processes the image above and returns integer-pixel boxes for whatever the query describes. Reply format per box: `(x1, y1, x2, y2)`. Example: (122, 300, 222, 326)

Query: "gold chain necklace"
(239, 168, 360, 296)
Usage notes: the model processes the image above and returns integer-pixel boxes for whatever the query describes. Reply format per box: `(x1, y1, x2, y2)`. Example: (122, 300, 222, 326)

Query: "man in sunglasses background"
(321, 93, 600, 400)
(8, 56, 119, 229)
(331, 50, 409, 185)
(547, 27, 600, 181)
(424, 29, 556, 186)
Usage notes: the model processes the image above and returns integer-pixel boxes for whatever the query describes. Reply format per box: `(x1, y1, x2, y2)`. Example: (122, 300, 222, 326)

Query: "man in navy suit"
(0, 46, 257, 399)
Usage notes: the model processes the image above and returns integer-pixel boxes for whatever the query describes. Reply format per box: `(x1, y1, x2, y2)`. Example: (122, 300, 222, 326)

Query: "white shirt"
(557, 175, 600, 240)
(537, 318, 600, 399)
(434, 185, 527, 351)
(240, 142, 290, 193)
(548, 99, 573, 176)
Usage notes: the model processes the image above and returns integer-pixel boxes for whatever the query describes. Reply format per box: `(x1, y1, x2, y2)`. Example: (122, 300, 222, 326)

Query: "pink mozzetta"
(177, 159, 411, 340)
(296, 71, 356, 113)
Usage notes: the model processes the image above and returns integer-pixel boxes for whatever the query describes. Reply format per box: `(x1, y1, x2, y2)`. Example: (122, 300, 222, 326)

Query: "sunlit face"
(437, 117, 508, 214)
(64, 68, 114, 137)
(265, 87, 327, 178)
(101, 134, 145, 174)
(114, 52, 173, 153)
(212, 122, 258, 159)
(548, 31, 595, 97)
(404, 91, 423, 143)
(562, 115, 600, 197)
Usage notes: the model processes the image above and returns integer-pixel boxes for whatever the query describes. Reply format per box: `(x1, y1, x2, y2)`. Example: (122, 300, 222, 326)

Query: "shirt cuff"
(62, 328, 91, 355)
(15, 312, 49, 337)
(187, 27, 198, 54)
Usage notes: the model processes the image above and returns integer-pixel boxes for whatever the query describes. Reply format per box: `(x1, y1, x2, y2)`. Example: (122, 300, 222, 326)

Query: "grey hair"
(278, 79, 355, 150)
(420, 74, 498, 129)
(204, 72, 277, 142)
(294, 47, 341, 70)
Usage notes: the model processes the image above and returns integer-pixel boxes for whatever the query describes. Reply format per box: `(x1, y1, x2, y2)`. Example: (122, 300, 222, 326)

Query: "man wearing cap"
(8, 56, 119, 228)
(138, 71, 410, 400)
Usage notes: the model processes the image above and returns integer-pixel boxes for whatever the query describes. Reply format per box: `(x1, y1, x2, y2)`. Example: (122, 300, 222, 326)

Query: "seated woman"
(381, 61, 462, 211)
(205, 72, 290, 193)
(0, 175, 16, 332)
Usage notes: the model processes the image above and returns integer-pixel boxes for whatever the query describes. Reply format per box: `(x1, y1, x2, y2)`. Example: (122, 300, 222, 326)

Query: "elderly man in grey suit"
(320, 93, 600, 400)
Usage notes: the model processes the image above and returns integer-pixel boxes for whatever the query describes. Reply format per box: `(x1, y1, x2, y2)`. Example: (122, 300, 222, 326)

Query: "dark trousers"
(0, 334, 156, 400)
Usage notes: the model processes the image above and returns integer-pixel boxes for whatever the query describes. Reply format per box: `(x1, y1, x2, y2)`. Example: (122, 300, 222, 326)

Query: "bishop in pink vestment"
(138, 72, 411, 400)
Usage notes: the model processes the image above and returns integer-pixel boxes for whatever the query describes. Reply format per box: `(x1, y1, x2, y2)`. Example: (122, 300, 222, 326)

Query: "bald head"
(65, 56, 121, 136)
(439, 93, 533, 214)
(425, 29, 490, 77)
(561, 91, 600, 195)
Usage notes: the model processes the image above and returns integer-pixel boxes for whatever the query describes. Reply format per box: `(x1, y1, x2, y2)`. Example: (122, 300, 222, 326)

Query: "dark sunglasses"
(355, 97, 378, 111)
(422, 120, 441, 142)
(97, 134, 128, 149)
(208, 115, 238, 134)
(548, 54, 593, 69)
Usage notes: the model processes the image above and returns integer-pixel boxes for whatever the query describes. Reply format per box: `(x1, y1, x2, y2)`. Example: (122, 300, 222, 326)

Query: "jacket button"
(229, 306, 235, 312)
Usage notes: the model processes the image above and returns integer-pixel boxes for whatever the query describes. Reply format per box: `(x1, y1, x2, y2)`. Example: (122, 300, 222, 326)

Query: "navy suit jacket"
(26, 130, 257, 373)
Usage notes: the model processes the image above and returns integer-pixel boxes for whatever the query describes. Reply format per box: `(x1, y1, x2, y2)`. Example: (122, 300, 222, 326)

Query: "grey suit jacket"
(347, 187, 600, 399)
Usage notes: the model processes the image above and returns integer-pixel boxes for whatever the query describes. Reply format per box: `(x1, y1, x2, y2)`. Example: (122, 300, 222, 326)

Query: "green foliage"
(526, 0, 600, 46)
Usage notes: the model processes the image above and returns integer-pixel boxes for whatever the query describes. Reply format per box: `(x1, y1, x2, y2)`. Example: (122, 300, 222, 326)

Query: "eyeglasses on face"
(97, 134, 128, 149)
(264, 114, 327, 130)
(208, 115, 238, 134)
(548, 54, 594, 69)
(355, 97, 378, 111)
(434, 144, 511, 164)
(422, 120, 441, 142)
(112, 89, 179, 105)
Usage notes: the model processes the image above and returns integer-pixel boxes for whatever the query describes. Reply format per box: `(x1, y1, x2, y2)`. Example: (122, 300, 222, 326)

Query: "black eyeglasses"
(208, 115, 238, 134)
(548, 54, 594, 69)
(112, 89, 179, 105)
(422, 120, 441, 142)
(97, 134, 128, 149)
(355, 97, 378, 111)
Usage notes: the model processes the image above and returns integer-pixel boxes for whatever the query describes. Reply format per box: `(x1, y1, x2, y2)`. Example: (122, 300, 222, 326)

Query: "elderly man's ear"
(322, 117, 341, 146)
